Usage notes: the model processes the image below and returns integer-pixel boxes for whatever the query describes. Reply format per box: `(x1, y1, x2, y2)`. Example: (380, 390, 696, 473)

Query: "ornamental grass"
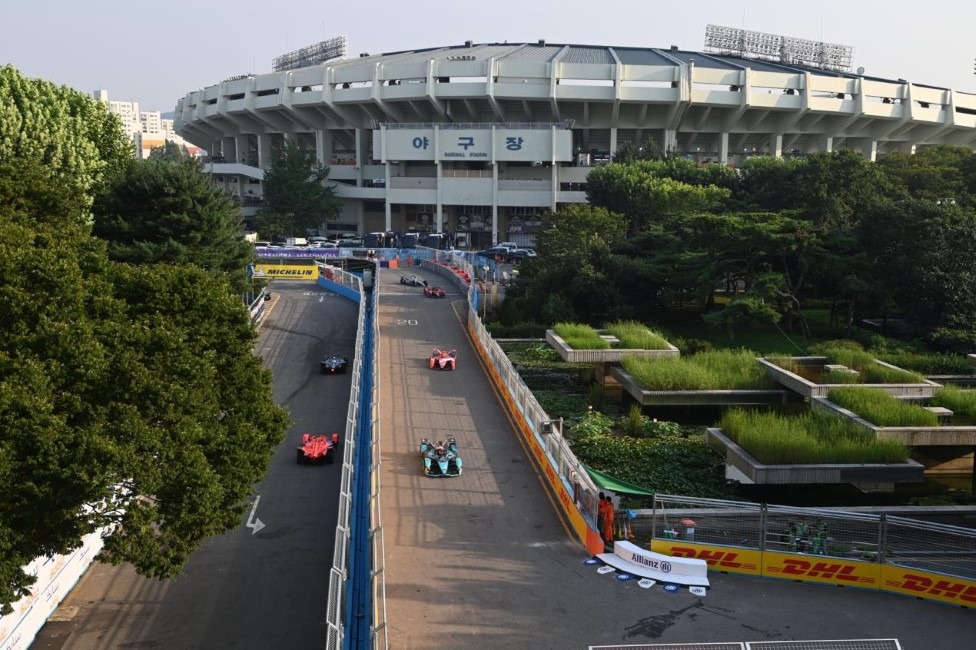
(719, 409, 909, 465)
(622, 349, 769, 390)
(827, 387, 938, 427)
(930, 385, 976, 420)
(604, 320, 671, 350)
(553, 322, 610, 350)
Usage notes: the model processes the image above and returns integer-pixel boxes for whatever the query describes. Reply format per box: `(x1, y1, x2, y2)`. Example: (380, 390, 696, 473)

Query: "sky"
(3, 0, 976, 113)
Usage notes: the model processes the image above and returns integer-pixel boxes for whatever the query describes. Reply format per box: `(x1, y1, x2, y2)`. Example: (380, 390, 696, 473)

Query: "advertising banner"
(762, 551, 881, 589)
(375, 128, 573, 162)
(881, 565, 976, 607)
(253, 264, 319, 280)
(651, 541, 762, 576)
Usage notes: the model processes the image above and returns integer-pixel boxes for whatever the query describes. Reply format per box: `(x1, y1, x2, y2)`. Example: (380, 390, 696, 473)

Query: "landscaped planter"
(545, 329, 679, 363)
(758, 356, 941, 399)
(610, 366, 793, 407)
(811, 397, 976, 446)
(706, 428, 924, 487)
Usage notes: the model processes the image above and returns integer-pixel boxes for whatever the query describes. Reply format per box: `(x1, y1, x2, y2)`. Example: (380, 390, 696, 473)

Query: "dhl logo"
(773, 559, 872, 583)
(885, 573, 976, 603)
(670, 547, 758, 570)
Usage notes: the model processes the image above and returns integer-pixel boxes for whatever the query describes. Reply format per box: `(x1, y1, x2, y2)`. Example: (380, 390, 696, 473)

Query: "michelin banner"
(253, 264, 319, 280)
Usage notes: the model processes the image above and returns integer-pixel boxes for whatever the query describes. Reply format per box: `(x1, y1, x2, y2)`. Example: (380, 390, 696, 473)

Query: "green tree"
(0, 65, 130, 224)
(93, 155, 254, 293)
(503, 205, 626, 324)
(0, 79, 290, 614)
(859, 199, 976, 350)
(586, 162, 731, 234)
(256, 140, 341, 237)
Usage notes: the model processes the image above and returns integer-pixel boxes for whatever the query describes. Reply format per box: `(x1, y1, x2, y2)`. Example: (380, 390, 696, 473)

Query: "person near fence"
(597, 492, 606, 535)
(601, 495, 615, 544)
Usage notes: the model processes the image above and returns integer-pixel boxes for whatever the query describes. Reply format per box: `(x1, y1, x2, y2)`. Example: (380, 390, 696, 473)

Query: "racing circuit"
(26, 270, 976, 649)
(372, 267, 976, 649)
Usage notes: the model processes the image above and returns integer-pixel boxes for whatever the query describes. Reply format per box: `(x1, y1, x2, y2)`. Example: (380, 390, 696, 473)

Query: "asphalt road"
(375, 267, 976, 650)
(29, 276, 976, 650)
(31, 282, 356, 649)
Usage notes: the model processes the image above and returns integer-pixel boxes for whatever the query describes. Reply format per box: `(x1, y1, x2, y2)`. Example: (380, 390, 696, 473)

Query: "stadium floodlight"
(272, 36, 347, 72)
(704, 24, 853, 72)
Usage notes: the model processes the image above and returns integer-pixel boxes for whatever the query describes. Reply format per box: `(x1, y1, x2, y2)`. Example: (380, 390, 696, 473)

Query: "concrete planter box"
(706, 427, 925, 487)
(610, 366, 792, 407)
(811, 397, 976, 446)
(545, 329, 679, 363)
(758, 356, 941, 399)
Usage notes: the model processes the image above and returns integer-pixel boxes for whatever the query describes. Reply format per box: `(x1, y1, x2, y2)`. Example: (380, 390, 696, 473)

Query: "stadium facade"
(175, 40, 976, 246)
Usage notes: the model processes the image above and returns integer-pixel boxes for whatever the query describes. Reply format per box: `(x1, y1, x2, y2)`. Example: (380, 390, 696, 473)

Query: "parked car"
(506, 248, 537, 263)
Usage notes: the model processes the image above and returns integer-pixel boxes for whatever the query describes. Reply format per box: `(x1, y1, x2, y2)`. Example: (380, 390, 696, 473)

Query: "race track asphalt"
(375, 268, 975, 650)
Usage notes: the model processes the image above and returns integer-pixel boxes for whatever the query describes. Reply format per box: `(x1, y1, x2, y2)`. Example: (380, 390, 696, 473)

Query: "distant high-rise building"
(93, 89, 202, 159)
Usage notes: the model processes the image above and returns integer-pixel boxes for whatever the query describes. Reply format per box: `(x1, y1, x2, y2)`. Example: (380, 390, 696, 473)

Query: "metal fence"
(323, 267, 366, 650)
(590, 641, 903, 650)
(647, 495, 976, 581)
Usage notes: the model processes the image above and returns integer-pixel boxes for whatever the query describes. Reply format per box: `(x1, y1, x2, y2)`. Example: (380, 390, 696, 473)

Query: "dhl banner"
(651, 541, 762, 576)
(254, 264, 319, 280)
(763, 551, 881, 589)
(881, 565, 976, 607)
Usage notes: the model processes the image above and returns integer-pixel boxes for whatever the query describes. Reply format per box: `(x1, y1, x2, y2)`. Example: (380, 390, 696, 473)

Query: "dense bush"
(828, 387, 939, 427)
(553, 322, 610, 349)
(605, 320, 671, 350)
(719, 409, 909, 464)
(622, 349, 769, 390)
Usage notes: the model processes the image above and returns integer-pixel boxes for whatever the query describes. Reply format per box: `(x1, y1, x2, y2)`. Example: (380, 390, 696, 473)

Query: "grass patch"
(827, 387, 939, 427)
(930, 386, 976, 419)
(719, 409, 909, 464)
(875, 351, 974, 375)
(553, 322, 610, 350)
(605, 320, 671, 350)
(622, 349, 770, 390)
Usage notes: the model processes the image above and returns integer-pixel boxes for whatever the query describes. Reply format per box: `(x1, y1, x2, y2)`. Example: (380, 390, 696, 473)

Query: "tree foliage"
(0, 65, 130, 224)
(256, 140, 341, 238)
(92, 154, 254, 292)
(0, 67, 290, 614)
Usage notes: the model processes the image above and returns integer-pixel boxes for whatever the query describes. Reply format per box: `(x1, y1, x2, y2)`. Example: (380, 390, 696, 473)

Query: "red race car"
(296, 432, 340, 464)
(429, 348, 457, 370)
(424, 286, 446, 298)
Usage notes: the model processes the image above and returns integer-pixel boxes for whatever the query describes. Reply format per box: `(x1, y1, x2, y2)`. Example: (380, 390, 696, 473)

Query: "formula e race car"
(297, 432, 341, 464)
(424, 285, 446, 298)
(420, 437, 462, 477)
(400, 274, 427, 287)
(429, 348, 457, 370)
(320, 354, 349, 374)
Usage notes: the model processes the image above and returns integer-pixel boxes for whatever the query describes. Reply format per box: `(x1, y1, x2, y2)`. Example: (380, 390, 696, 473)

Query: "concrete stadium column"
(719, 132, 729, 164)
(861, 139, 878, 162)
(609, 128, 618, 158)
(221, 136, 234, 160)
(316, 130, 333, 166)
(663, 129, 678, 156)
(491, 162, 499, 246)
(256, 134, 272, 169)
(354, 128, 364, 188)
(236, 136, 249, 164)
(815, 136, 834, 154)
(434, 125, 443, 232)
(772, 134, 783, 158)
(384, 161, 392, 231)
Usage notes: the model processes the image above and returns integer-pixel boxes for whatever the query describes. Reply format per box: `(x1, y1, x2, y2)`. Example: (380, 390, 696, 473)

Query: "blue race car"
(420, 437, 462, 477)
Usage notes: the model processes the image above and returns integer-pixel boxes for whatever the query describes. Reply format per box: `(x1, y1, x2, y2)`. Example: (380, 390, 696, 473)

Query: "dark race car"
(429, 348, 457, 370)
(297, 432, 341, 464)
(400, 274, 427, 287)
(420, 437, 462, 477)
(320, 354, 349, 374)
(424, 285, 446, 298)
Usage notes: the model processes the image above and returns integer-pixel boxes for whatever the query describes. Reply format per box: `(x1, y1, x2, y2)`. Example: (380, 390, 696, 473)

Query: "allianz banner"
(254, 264, 319, 280)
